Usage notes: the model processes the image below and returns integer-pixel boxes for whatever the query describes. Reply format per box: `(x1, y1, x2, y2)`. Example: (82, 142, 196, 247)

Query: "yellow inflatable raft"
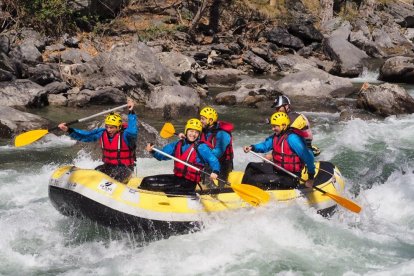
(49, 161, 345, 237)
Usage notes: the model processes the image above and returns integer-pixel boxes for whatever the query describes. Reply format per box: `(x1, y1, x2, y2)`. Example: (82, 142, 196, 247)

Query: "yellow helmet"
(270, 112, 290, 131)
(199, 106, 218, 124)
(105, 112, 122, 127)
(184, 118, 203, 134)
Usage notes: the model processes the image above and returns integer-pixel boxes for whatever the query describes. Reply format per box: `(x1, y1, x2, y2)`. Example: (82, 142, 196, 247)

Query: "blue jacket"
(68, 113, 138, 147)
(203, 126, 232, 159)
(152, 139, 221, 173)
(252, 131, 315, 176)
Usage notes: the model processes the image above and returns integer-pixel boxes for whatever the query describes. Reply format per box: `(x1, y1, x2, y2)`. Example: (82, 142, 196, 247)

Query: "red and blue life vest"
(173, 140, 204, 183)
(100, 129, 135, 166)
(200, 121, 234, 162)
(272, 132, 303, 173)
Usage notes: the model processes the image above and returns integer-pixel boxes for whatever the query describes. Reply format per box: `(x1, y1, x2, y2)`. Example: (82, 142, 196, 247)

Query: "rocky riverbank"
(1, 0, 414, 144)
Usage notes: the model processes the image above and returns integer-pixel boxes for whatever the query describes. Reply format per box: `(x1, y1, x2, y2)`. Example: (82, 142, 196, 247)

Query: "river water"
(1, 75, 414, 275)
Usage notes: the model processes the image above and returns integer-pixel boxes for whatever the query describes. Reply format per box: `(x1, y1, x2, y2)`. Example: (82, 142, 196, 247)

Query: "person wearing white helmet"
(244, 112, 315, 189)
(270, 95, 320, 156)
(58, 99, 138, 183)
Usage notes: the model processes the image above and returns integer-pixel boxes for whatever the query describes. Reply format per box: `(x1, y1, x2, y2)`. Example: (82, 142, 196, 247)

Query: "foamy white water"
(352, 67, 382, 84)
(1, 109, 413, 275)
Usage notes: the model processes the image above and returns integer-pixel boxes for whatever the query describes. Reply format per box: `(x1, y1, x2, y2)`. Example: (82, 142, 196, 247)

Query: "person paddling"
(243, 112, 315, 189)
(145, 118, 220, 195)
(271, 95, 319, 156)
(178, 107, 234, 182)
(58, 99, 137, 183)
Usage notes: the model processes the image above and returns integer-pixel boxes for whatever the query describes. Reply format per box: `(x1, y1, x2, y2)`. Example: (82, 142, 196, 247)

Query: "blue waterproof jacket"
(152, 139, 221, 174)
(203, 127, 232, 159)
(68, 113, 138, 147)
(252, 132, 315, 176)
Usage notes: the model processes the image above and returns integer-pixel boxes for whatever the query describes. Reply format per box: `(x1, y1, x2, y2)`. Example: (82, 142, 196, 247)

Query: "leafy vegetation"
(0, 0, 110, 35)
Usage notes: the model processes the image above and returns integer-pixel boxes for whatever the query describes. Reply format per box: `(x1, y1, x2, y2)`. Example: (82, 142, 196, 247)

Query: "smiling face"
(200, 116, 211, 128)
(271, 124, 282, 135)
(105, 125, 119, 137)
(186, 129, 200, 142)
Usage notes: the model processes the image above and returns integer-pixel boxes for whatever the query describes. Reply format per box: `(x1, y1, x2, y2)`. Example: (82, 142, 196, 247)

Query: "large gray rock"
(266, 27, 305, 50)
(357, 83, 414, 116)
(0, 80, 48, 107)
(379, 56, 414, 84)
(67, 87, 127, 107)
(274, 68, 355, 98)
(384, 1, 414, 28)
(147, 85, 200, 119)
(215, 78, 279, 106)
(203, 68, 247, 87)
(350, 30, 385, 58)
(275, 54, 319, 73)
(0, 106, 50, 138)
(156, 51, 198, 83)
(66, 42, 178, 91)
(323, 24, 369, 77)
(9, 42, 42, 65)
(242, 51, 271, 73)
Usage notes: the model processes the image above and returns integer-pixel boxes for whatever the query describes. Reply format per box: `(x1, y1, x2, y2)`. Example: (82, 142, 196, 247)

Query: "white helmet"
(271, 95, 291, 108)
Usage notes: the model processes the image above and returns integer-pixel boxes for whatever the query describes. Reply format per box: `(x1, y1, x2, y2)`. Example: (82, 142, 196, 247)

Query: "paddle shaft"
(249, 151, 301, 180)
(51, 104, 128, 131)
(152, 147, 271, 206)
(152, 147, 225, 183)
(249, 151, 333, 193)
(252, 152, 339, 191)
(249, 150, 362, 213)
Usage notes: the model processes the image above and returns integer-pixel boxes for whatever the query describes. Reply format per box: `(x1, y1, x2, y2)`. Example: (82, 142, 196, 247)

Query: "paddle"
(14, 104, 128, 147)
(248, 151, 362, 213)
(151, 147, 270, 206)
(159, 122, 177, 139)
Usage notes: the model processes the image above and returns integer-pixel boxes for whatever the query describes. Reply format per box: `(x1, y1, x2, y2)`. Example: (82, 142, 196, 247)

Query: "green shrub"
(2, 0, 77, 35)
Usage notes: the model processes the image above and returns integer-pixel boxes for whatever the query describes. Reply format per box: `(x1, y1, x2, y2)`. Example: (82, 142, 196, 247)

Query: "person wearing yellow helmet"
(58, 99, 138, 183)
(243, 111, 315, 189)
(145, 118, 220, 195)
(198, 106, 234, 183)
(271, 95, 320, 156)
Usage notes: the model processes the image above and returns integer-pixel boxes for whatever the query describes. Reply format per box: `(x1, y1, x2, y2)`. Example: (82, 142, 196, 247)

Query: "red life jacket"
(272, 132, 303, 173)
(100, 130, 135, 166)
(173, 140, 204, 183)
(200, 121, 234, 162)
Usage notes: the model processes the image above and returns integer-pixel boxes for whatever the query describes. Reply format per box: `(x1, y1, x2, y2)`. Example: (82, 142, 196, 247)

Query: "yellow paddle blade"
(160, 122, 175, 139)
(231, 183, 271, 206)
(14, 129, 49, 147)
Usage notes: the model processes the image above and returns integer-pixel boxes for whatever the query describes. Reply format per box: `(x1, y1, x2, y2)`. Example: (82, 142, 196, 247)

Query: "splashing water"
(1, 109, 413, 275)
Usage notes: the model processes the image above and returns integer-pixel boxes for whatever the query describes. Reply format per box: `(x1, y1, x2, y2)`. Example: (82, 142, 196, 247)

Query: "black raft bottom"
(48, 186, 202, 239)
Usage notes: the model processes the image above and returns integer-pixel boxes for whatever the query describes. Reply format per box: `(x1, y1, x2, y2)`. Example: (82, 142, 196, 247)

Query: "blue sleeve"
(252, 135, 274, 153)
(212, 130, 231, 158)
(287, 134, 315, 175)
(69, 128, 105, 142)
(197, 143, 220, 173)
(152, 141, 178, 161)
(123, 113, 138, 147)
